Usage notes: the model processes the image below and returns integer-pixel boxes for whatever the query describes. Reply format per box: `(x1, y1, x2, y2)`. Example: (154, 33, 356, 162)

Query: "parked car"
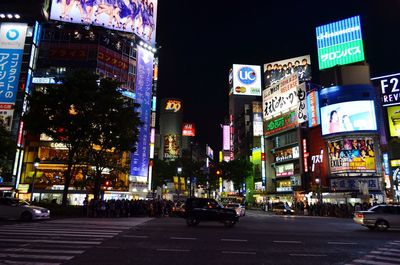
(0, 197, 50, 221)
(353, 204, 400, 231)
(272, 204, 294, 215)
(184, 198, 238, 227)
(225, 203, 245, 217)
(171, 201, 186, 217)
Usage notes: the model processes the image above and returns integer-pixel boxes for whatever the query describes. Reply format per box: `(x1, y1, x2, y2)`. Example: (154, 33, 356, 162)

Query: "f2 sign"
(371, 73, 400, 107)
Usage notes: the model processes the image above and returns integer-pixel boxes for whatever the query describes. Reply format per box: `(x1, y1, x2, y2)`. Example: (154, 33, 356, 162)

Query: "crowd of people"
(83, 198, 175, 218)
(292, 201, 375, 218)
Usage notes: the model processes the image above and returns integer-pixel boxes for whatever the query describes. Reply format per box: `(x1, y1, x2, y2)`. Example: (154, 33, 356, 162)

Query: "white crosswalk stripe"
(0, 218, 150, 265)
(346, 241, 400, 265)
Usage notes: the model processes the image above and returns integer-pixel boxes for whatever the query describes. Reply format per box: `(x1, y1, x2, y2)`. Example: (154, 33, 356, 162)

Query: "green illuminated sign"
(265, 111, 297, 136)
(318, 39, 365, 70)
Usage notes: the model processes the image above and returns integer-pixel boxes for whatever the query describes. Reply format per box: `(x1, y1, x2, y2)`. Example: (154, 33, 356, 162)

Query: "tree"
(0, 124, 15, 176)
(221, 159, 253, 192)
(23, 70, 141, 206)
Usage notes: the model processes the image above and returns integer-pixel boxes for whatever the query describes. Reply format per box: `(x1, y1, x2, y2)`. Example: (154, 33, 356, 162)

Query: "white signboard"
(232, 64, 262, 96)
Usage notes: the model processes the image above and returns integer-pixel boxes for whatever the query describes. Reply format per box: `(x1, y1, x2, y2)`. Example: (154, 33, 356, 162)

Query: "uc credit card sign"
(0, 23, 27, 103)
(232, 64, 262, 96)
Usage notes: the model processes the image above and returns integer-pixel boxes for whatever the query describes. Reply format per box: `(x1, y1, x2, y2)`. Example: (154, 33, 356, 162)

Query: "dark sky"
(155, 0, 400, 151)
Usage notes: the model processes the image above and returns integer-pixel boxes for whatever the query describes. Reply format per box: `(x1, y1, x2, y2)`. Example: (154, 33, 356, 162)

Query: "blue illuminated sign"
(238, 67, 256, 85)
(130, 46, 154, 179)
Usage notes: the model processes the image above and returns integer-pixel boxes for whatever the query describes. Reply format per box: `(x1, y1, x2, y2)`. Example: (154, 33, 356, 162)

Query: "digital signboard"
(387, 105, 400, 137)
(264, 110, 297, 137)
(320, 100, 377, 136)
(371, 73, 400, 107)
(328, 138, 376, 173)
(50, 0, 158, 46)
(232, 64, 262, 96)
(316, 16, 365, 70)
(182, 123, 195, 137)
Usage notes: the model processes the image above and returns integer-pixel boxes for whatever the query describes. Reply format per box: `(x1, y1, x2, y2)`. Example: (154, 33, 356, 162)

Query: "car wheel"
(375, 220, 389, 231)
(224, 219, 236, 228)
(186, 216, 199, 226)
(20, 211, 32, 222)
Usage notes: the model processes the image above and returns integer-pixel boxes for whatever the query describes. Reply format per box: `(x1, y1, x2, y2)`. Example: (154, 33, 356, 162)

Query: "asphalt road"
(0, 211, 399, 265)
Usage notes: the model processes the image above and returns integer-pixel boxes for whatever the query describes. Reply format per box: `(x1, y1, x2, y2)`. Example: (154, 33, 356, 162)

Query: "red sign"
(182, 123, 195, 137)
(303, 139, 309, 173)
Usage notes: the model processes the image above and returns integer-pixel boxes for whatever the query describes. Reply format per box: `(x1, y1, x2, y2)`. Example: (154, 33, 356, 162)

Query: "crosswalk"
(0, 218, 150, 265)
(347, 241, 400, 265)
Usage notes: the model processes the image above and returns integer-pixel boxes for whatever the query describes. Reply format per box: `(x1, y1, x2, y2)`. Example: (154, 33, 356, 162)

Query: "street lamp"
(315, 178, 322, 203)
(30, 158, 40, 203)
(177, 167, 182, 199)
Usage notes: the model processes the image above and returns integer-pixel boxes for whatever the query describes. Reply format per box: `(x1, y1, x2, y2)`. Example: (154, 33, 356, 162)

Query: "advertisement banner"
(328, 138, 376, 173)
(252, 101, 263, 136)
(263, 55, 311, 88)
(263, 74, 299, 121)
(275, 163, 294, 177)
(164, 134, 180, 160)
(371, 73, 400, 107)
(321, 100, 377, 136)
(0, 23, 27, 103)
(330, 178, 380, 191)
(274, 146, 299, 163)
(307, 90, 320, 127)
(182, 123, 195, 137)
(387, 105, 400, 137)
(0, 103, 14, 131)
(316, 16, 364, 70)
(232, 64, 262, 96)
(50, 0, 158, 46)
(297, 83, 308, 124)
(264, 110, 297, 137)
(130, 46, 154, 178)
(223, 125, 230, 151)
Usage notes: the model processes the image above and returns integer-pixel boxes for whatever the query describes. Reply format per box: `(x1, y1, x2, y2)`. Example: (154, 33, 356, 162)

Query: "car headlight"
(33, 209, 42, 214)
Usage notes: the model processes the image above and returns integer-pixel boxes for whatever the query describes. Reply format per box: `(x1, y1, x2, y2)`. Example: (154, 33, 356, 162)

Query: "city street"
(0, 211, 399, 265)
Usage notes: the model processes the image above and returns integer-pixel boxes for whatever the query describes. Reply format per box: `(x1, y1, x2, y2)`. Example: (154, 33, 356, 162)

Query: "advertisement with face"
(263, 55, 311, 88)
(387, 105, 400, 137)
(232, 64, 262, 96)
(328, 138, 376, 173)
(50, 0, 158, 45)
(321, 100, 377, 136)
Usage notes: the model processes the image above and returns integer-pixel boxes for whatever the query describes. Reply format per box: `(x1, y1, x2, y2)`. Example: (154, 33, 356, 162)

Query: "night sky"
(155, 0, 400, 151)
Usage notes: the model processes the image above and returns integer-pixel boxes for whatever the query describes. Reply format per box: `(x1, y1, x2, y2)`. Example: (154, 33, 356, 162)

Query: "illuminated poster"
(253, 101, 263, 136)
(50, 0, 158, 45)
(182, 123, 195, 137)
(130, 46, 154, 178)
(307, 90, 320, 127)
(330, 178, 380, 191)
(223, 125, 230, 151)
(387, 105, 400, 137)
(328, 138, 376, 173)
(0, 103, 14, 131)
(264, 110, 297, 136)
(316, 16, 365, 70)
(371, 73, 400, 107)
(321, 100, 377, 136)
(164, 134, 180, 160)
(232, 64, 262, 96)
(263, 55, 311, 88)
(0, 23, 27, 103)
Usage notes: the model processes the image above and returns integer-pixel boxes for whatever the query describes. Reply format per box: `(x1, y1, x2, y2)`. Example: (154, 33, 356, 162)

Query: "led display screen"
(321, 100, 377, 136)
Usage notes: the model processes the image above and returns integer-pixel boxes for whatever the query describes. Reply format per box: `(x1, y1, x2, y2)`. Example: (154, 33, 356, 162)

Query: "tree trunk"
(62, 151, 75, 207)
(93, 167, 102, 200)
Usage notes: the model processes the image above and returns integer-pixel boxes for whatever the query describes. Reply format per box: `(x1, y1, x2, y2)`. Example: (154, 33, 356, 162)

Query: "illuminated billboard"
(0, 103, 14, 131)
(164, 134, 180, 160)
(387, 106, 400, 137)
(223, 125, 230, 151)
(50, 0, 158, 45)
(321, 100, 377, 136)
(264, 110, 297, 136)
(316, 16, 364, 70)
(232, 64, 262, 96)
(252, 101, 263, 136)
(0, 23, 27, 104)
(263, 55, 311, 88)
(328, 138, 376, 173)
(182, 123, 195, 137)
(164, 99, 182, 113)
(371, 73, 400, 107)
(307, 90, 320, 127)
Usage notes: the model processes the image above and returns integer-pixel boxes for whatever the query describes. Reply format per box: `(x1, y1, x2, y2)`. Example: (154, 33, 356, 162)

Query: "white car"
(0, 197, 50, 221)
(226, 203, 245, 217)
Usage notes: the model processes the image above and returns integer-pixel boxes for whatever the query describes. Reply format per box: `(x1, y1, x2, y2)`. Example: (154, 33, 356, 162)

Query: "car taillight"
(355, 213, 364, 219)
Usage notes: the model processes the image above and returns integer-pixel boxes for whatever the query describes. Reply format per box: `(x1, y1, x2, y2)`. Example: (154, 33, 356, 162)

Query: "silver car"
(0, 197, 50, 221)
(353, 204, 400, 231)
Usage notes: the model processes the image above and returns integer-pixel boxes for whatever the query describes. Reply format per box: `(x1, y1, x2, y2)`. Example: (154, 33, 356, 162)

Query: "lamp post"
(30, 158, 40, 203)
(315, 177, 322, 203)
(177, 167, 182, 200)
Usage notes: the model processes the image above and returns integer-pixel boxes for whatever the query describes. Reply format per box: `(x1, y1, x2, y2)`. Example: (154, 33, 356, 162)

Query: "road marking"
(0, 261, 61, 265)
(377, 248, 400, 253)
(273, 240, 302, 244)
(121, 235, 148, 238)
(370, 251, 400, 257)
(0, 239, 102, 245)
(388, 242, 400, 246)
(328, 242, 358, 245)
(0, 253, 73, 260)
(289, 254, 327, 257)
(0, 228, 122, 234)
(170, 237, 197, 240)
(156, 249, 190, 252)
(2, 248, 84, 254)
(221, 239, 248, 242)
(366, 255, 400, 262)
(96, 246, 120, 249)
(222, 251, 256, 255)
(0, 231, 115, 238)
(353, 259, 395, 265)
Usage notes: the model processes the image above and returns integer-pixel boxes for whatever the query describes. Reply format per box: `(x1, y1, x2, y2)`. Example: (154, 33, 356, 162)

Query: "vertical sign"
(303, 139, 309, 173)
(0, 23, 27, 103)
(297, 83, 308, 124)
(130, 46, 154, 179)
(223, 125, 230, 151)
(307, 90, 320, 127)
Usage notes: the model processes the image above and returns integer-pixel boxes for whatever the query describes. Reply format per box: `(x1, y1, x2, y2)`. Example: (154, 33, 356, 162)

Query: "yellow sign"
(388, 106, 400, 137)
(17, 184, 29, 194)
(391, 159, 400, 167)
(165, 100, 181, 112)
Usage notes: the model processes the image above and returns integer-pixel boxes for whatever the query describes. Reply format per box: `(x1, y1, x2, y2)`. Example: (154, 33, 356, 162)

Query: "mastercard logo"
(235, 86, 246, 93)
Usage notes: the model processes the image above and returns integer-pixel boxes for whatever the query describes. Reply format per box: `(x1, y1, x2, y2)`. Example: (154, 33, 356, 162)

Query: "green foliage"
(0, 124, 15, 174)
(216, 159, 253, 192)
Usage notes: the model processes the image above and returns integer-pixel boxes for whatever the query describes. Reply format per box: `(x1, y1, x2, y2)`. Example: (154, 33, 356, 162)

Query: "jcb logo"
(165, 100, 181, 112)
